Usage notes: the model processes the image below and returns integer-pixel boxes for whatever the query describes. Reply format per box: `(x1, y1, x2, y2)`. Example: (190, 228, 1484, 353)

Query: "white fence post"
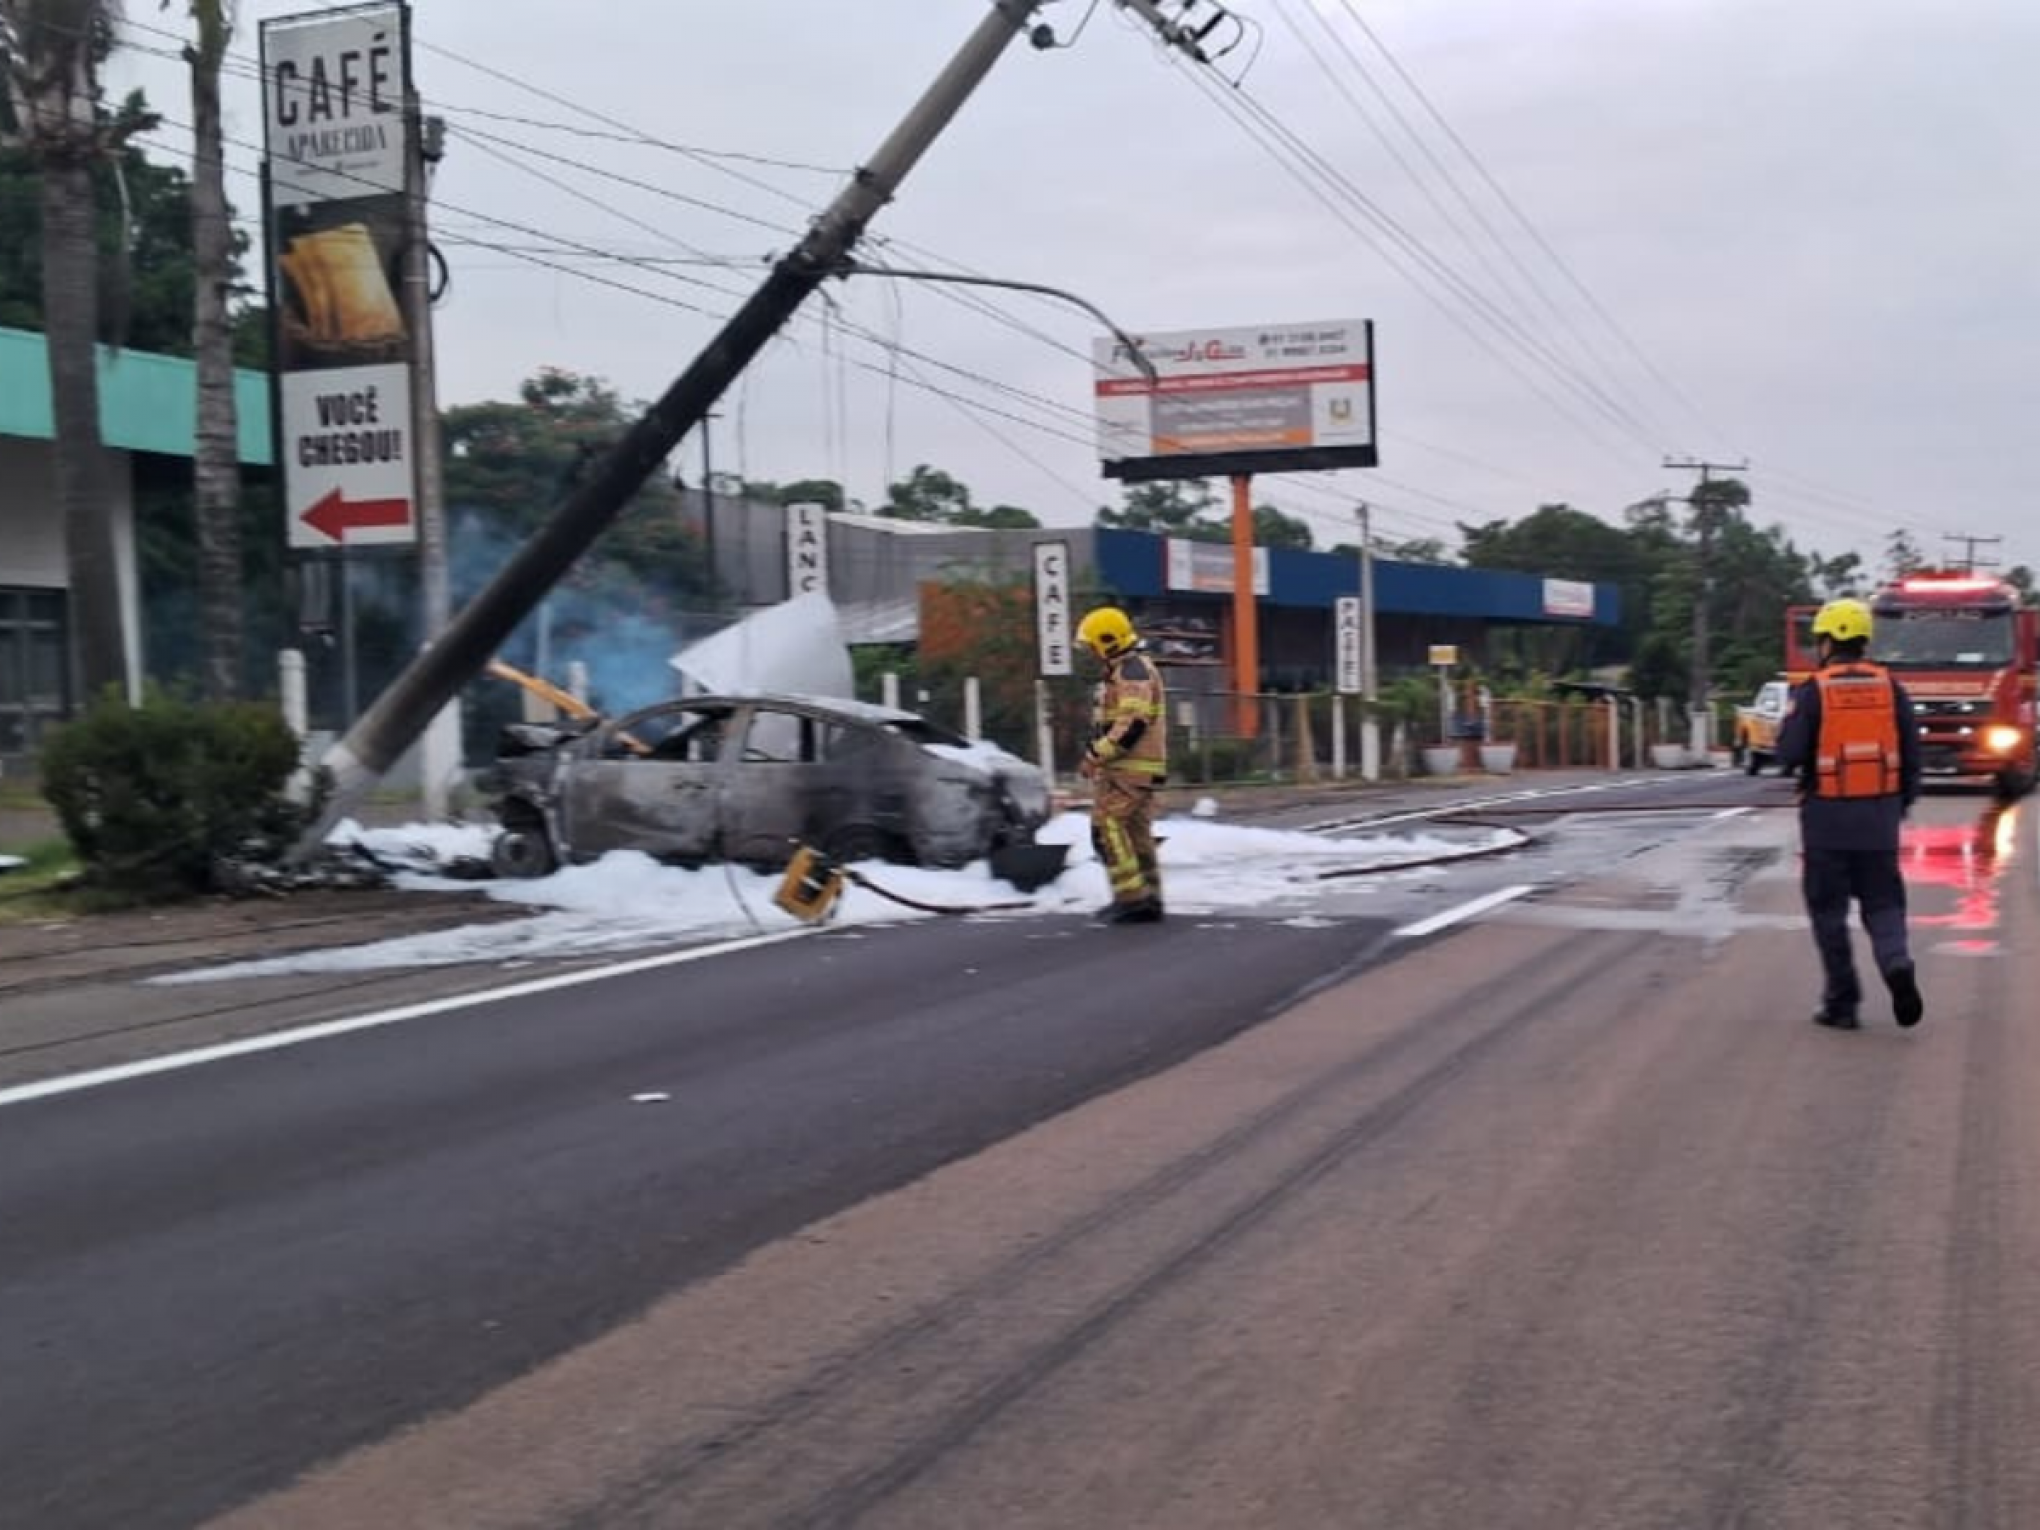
(278, 649, 308, 740)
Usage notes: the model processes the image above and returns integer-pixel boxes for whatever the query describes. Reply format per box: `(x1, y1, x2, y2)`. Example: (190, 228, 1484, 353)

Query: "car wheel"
(1744, 749, 1763, 776)
(491, 820, 558, 879)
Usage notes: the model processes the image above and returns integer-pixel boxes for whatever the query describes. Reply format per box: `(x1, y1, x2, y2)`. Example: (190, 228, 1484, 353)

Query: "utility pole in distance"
(1358, 500, 1379, 781)
(1943, 532, 2002, 576)
(1664, 455, 1749, 758)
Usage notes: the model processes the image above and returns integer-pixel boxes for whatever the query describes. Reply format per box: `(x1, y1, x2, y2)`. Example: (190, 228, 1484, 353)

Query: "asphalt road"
(4, 772, 2035, 1529)
(1, 905, 1389, 1530)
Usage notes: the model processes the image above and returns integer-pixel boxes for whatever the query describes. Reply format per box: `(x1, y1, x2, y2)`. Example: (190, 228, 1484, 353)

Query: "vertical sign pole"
(1032, 539, 1071, 785)
(1333, 592, 1361, 781)
(340, 553, 358, 728)
(1230, 473, 1258, 740)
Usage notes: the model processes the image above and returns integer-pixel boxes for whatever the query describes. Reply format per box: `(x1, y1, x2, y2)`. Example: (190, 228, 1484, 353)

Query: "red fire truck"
(1787, 573, 2038, 797)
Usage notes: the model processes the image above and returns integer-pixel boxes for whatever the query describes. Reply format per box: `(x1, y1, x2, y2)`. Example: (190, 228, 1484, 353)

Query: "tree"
(1251, 503, 1312, 551)
(1807, 550, 1866, 600)
(174, 0, 242, 700)
(1096, 479, 1223, 540)
(882, 463, 970, 522)
(871, 463, 1039, 528)
(2, 0, 129, 699)
(1463, 502, 1653, 669)
(767, 477, 856, 514)
(957, 502, 1041, 529)
(1, 100, 262, 355)
(1382, 536, 1452, 565)
(1883, 528, 1926, 582)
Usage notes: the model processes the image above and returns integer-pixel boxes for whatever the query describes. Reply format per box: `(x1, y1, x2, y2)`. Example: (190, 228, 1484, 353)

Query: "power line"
(1154, 54, 1656, 470)
(1268, 0, 1670, 447)
(1325, 0, 1735, 457)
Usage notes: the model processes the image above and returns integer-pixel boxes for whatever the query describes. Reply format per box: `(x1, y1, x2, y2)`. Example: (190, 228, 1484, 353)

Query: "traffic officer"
(1773, 596, 1925, 1030)
(1076, 605, 1168, 924)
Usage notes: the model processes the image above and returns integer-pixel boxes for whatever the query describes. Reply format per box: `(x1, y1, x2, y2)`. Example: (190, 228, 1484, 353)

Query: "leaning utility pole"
(1665, 455, 1748, 757)
(302, 0, 1118, 841)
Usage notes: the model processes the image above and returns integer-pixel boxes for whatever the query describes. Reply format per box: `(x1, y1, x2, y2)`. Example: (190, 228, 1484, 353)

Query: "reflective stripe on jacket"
(1812, 661, 1903, 799)
(1096, 651, 1168, 778)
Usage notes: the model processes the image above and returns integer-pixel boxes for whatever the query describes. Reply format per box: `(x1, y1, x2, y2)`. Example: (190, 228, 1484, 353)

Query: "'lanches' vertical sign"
(261, 4, 418, 552)
(785, 502, 831, 600)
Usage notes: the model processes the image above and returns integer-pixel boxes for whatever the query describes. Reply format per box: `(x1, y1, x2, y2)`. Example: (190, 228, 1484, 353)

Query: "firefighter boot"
(1104, 896, 1164, 925)
(1884, 963, 1924, 1029)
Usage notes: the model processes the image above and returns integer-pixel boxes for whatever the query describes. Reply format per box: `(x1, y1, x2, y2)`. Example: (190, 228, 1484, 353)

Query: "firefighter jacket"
(1775, 660, 1921, 851)
(1088, 647, 1168, 781)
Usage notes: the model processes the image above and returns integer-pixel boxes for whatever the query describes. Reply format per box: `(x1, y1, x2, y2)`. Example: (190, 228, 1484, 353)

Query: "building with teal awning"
(0, 325, 272, 759)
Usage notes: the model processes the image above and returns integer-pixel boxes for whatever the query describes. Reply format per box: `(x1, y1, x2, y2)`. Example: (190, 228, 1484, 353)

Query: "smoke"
(447, 507, 733, 714)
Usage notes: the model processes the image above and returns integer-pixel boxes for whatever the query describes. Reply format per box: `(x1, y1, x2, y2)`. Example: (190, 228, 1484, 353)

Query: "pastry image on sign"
(278, 221, 406, 364)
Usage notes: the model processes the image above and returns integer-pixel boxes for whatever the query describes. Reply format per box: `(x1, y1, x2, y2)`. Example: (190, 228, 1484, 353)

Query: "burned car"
(479, 693, 1056, 881)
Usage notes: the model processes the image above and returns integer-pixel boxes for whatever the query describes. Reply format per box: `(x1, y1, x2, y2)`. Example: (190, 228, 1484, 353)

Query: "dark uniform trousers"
(1802, 843, 1910, 1012)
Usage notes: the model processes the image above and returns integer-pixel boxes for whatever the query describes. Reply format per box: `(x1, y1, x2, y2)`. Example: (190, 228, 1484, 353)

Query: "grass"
(0, 837, 91, 920)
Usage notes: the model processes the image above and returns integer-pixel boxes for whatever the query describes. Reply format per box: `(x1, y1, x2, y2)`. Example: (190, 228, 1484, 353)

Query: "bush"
(37, 690, 318, 896)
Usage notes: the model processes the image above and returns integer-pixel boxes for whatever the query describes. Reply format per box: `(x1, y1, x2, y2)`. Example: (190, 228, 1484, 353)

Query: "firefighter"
(1076, 605, 1168, 924)
(1774, 597, 1925, 1030)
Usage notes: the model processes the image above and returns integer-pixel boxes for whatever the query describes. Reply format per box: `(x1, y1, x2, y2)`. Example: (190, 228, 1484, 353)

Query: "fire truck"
(1787, 573, 2038, 797)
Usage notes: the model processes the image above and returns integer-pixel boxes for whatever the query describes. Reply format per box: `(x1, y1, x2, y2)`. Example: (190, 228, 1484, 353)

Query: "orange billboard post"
(1231, 473, 1259, 738)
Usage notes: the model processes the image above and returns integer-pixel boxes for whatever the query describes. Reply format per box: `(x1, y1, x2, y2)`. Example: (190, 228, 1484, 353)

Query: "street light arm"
(833, 260, 1159, 384)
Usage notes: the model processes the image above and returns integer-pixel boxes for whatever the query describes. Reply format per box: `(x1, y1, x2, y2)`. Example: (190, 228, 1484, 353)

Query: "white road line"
(1302, 774, 1674, 833)
(0, 928, 811, 1111)
(1392, 884, 1537, 940)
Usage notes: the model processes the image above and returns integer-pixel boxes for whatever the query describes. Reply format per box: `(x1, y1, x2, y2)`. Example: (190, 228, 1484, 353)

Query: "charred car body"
(479, 693, 1056, 880)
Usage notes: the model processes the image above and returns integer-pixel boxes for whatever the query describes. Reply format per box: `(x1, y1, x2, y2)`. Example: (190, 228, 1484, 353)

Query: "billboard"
(1094, 320, 1376, 482)
(1165, 537, 1269, 596)
(261, 3, 417, 551)
(1542, 578, 1596, 618)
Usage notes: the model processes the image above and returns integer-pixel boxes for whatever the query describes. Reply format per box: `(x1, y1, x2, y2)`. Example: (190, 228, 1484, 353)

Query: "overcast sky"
(111, 0, 2036, 574)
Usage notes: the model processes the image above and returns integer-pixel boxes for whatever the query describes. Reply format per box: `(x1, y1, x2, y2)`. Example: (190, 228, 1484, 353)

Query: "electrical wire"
(1268, 0, 1674, 448)
(119, 9, 1996, 568)
(1328, 0, 1736, 457)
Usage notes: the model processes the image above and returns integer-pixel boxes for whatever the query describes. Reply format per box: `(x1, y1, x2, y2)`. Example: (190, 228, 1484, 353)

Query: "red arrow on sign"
(301, 487, 412, 544)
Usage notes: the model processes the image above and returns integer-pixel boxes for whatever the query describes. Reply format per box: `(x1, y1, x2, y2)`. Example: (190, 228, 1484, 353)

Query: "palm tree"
(181, 0, 240, 700)
(0, 0, 129, 702)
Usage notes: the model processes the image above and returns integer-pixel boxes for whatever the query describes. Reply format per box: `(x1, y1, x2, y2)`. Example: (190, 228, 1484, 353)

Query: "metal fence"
(888, 672, 1719, 789)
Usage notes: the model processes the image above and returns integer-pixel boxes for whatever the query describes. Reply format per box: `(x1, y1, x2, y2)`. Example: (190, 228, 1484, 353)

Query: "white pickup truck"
(1732, 679, 1792, 775)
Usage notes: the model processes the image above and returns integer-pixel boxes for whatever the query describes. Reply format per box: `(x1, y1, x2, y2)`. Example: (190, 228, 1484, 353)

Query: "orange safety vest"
(1812, 661, 1902, 799)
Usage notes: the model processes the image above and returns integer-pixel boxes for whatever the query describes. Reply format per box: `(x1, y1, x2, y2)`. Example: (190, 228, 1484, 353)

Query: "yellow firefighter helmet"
(1811, 598, 1874, 645)
(1077, 606, 1137, 661)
